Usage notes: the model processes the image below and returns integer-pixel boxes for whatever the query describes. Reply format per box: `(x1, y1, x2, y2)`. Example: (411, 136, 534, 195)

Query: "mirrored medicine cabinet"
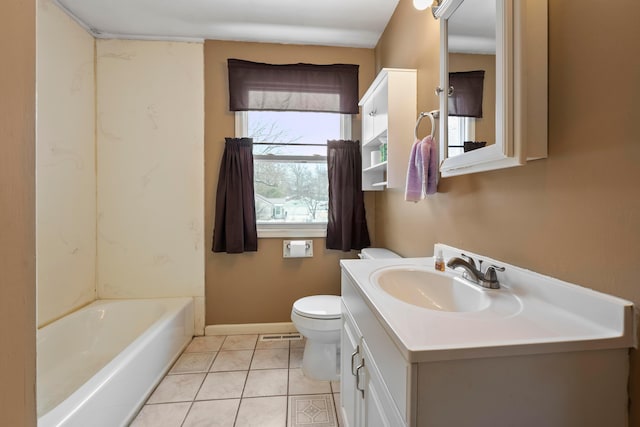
(434, 0, 548, 177)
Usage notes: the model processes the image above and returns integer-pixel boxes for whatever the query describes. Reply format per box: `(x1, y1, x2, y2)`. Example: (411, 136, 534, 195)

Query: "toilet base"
(302, 340, 340, 381)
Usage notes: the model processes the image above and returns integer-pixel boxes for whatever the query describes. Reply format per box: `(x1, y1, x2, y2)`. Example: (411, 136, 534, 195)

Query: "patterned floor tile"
(289, 394, 338, 427)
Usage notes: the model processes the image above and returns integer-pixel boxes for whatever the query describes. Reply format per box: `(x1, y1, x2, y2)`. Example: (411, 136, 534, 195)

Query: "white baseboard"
(205, 322, 298, 336)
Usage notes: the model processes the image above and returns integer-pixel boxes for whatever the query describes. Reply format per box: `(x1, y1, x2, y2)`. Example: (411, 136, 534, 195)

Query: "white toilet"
(291, 248, 400, 381)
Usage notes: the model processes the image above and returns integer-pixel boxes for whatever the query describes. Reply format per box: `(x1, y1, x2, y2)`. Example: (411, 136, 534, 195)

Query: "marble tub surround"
(132, 334, 343, 427)
(341, 243, 636, 363)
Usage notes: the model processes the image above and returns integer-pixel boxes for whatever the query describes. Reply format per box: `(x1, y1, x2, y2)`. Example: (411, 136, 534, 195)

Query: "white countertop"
(341, 247, 636, 363)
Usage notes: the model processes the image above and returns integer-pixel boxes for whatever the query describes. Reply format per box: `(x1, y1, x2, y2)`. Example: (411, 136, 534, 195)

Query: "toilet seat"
(292, 295, 341, 320)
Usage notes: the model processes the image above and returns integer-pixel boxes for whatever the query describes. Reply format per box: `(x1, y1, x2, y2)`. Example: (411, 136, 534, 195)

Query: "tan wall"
(0, 0, 37, 424)
(449, 53, 496, 147)
(36, 0, 96, 327)
(204, 41, 375, 325)
(376, 0, 640, 423)
(96, 39, 206, 332)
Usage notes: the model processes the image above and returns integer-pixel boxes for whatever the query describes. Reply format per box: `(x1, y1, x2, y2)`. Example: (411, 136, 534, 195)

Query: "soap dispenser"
(435, 249, 445, 272)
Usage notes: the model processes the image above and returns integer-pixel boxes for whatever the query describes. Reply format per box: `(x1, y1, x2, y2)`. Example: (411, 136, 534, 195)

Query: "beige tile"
(288, 369, 332, 395)
(256, 335, 291, 349)
(221, 334, 258, 350)
(210, 350, 253, 372)
(289, 394, 338, 427)
(147, 373, 205, 404)
(333, 393, 344, 427)
(185, 336, 225, 353)
(290, 337, 306, 349)
(195, 371, 247, 400)
(182, 399, 240, 427)
(170, 352, 216, 374)
(251, 348, 289, 370)
(130, 402, 191, 427)
(330, 380, 340, 393)
(289, 347, 304, 369)
(235, 396, 287, 427)
(243, 369, 288, 398)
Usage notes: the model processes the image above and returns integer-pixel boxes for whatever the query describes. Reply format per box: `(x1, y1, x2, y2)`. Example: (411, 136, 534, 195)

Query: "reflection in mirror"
(435, 0, 548, 177)
(446, 0, 496, 159)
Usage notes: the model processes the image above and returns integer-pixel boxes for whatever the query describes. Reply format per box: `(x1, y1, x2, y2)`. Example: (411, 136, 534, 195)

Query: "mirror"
(434, 0, 548, 177)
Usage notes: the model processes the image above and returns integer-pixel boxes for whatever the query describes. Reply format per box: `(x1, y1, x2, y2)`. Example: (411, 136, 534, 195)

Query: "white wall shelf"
(359, 68, 416, 191)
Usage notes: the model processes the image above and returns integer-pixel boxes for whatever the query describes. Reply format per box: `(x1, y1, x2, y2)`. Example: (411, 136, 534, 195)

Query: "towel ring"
(414, 110, 439, 140)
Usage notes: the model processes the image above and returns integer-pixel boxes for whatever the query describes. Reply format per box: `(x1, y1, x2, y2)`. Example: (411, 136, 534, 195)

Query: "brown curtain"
(326, 140, 370, 251)
(212, 138, 258, 253)
(448, 70, 485, 118)
(228, 58, 359, 114)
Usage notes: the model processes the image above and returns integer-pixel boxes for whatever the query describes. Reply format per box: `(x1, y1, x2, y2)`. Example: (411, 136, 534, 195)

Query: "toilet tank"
(359, 248, 401, 259)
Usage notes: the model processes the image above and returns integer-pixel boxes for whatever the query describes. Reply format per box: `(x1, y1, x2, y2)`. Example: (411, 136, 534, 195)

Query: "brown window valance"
(227, 58, 359, 114)
(448, 70, 485, 118)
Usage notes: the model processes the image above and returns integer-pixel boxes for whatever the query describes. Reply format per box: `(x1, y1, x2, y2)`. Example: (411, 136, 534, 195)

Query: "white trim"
(438, 0, 525, 177)
(257, 226, 326, 238)
(205, 322, 298, 336)
(53, 0, 205, 42)
(235, 111, 351, 238)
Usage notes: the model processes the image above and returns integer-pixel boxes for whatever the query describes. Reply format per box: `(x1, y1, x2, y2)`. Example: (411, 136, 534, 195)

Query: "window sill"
(257, 224, 327, 238)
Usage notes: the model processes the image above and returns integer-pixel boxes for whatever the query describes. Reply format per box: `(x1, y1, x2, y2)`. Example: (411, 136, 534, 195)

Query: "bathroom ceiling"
(54, 0, 400, 48)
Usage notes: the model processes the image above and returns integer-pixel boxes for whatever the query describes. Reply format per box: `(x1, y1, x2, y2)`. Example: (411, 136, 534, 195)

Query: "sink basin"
(371, 267, 490, 312)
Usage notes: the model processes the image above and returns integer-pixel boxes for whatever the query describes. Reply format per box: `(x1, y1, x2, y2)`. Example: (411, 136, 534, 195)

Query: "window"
(447, 116, 476, 158)
(236, 110, 351, 237)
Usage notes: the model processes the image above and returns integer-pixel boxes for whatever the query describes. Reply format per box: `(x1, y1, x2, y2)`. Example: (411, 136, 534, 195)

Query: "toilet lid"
(293, 295, 341, 320)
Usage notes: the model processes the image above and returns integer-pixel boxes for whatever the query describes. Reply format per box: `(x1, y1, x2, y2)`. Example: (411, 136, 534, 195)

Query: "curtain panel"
(212, 138, 258, 254)
(326, 140, 370, 251)
(448, 70, 485, 118)
(228, 58, 359, 114)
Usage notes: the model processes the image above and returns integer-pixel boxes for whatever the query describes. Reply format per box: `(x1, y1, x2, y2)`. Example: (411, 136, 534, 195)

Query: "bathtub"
(37, 297, 194, 427)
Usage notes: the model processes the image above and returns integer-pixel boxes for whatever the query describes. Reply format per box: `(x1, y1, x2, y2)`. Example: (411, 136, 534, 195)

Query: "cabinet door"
(361, 98, 376, 143)
(371, 86, 388, 139)
(341, 312, 363, 427)
(364, 374, 392, 427)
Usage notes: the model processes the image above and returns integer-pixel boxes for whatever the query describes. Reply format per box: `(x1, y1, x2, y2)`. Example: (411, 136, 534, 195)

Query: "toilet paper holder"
(283, 240, 313, 258)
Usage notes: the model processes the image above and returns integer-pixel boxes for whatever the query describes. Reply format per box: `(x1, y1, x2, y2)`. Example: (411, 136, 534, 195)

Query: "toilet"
(291, 248, 401, 381)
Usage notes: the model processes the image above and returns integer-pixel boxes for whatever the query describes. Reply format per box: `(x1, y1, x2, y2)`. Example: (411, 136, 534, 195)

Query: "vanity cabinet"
(341, 271, 410, 427)
(340, 259, 632, 427)
(359, 69, 416, 191)
(341, 304, 405, 427)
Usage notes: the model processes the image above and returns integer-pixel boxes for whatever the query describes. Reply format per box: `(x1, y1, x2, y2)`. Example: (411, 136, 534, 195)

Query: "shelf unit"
(359, 69, 417, 191)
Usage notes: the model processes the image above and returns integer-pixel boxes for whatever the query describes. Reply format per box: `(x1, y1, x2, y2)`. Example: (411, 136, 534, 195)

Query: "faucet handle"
(483, 265, 505, 281)
(480, 265, 505, 289)
(461, 253, 476, 268)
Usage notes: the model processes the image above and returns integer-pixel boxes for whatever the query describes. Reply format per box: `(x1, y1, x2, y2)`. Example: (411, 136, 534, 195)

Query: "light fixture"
(413, 0, 431, 10)
(413, 0, 443, 17)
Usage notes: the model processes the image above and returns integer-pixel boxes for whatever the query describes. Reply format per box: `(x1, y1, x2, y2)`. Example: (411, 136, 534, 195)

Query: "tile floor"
(130, 334, 344, 427)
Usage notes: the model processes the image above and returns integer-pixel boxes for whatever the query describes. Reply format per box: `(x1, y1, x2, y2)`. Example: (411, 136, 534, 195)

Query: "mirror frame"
(435, 0, 546, 177)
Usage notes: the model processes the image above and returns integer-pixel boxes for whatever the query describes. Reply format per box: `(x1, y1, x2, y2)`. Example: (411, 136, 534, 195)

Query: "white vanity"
(340, 244, 636, 427)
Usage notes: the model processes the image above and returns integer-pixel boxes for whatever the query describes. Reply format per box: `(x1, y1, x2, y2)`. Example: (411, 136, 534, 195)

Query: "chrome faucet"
(446, 254, 505, 289)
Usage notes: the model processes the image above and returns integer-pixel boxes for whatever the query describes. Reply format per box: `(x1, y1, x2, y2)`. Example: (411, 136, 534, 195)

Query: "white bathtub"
(37, 298, 194, 427)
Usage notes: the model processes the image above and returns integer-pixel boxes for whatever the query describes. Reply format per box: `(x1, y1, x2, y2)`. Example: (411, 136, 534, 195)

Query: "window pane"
(248, 111, 340, 156)
(254, 160, 328, 224)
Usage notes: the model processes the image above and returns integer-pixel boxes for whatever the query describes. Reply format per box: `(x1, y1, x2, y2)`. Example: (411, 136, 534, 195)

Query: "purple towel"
(404, 139, 423, 202)
(424, 135, 438, 195)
